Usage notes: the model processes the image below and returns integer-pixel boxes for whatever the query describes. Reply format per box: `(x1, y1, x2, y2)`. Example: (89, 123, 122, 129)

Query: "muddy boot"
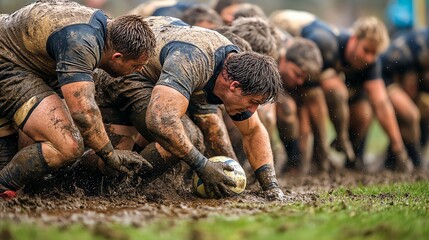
(393, 148, 414, 173)
(347, 138, 366, 170)
(0, 143, 51, 199)
(404, 142, 421, 168)
(384, 146, 395, 170)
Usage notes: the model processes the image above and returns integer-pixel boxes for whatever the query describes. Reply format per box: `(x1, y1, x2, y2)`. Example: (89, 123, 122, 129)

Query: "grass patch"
(1, 182, 428, 240)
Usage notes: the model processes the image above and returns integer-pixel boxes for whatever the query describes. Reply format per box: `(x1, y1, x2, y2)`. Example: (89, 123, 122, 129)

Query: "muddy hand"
(196, 160, 237, 198)
(264, 187, 285, 201)
(105, 150, 153, 175)
(331, 138, 356, 163)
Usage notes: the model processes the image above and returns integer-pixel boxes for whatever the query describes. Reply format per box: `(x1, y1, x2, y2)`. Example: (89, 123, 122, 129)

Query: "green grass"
(2, 182, 428, 240)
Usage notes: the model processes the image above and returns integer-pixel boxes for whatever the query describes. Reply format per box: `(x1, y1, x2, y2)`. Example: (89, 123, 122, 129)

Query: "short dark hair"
(213, 26, 252, 52)
(108, 15, 156, 59)
(182, 5, 223, 27)
(224, 52, 283, 103)
(285, 38, 323, 78)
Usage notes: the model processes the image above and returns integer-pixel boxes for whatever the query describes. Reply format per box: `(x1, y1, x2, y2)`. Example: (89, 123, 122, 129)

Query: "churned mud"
(1, 160, 428, 228)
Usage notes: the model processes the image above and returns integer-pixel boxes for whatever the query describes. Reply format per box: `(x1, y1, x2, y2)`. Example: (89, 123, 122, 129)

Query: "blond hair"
(352, 16, 390, 53)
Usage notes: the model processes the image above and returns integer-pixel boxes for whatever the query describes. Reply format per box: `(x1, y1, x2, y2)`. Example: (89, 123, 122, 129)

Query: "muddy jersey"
(381, 28, 429, 91)
(300, 21, 381, 100)
(97, 16, 250, 121)
(0, 0, 107, 87)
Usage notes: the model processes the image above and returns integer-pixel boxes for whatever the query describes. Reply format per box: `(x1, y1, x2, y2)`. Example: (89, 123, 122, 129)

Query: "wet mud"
(1, 163, 428, 227)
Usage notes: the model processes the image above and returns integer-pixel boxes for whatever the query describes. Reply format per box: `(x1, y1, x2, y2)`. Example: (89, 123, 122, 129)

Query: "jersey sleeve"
(157, 41, 210, 100)
(47, 24, 103, 86)
(305, 30, 339, 70)
(381, 44, 414, 86)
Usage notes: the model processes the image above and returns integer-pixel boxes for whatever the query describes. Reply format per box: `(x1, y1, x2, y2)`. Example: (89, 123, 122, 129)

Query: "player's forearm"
(306, 88, 330, 148)
(65, 86, 110, 152)
(242, 125, 273, 170)
(325, 91, 350, 141)
(373, 99, 404, 152)
(146, 110, 194, 159)
(193, 113, 237, 159)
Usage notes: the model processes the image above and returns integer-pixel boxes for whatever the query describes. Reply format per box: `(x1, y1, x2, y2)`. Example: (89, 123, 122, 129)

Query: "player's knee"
(408, 107, 420, 126)
(58, 136, 85, 165)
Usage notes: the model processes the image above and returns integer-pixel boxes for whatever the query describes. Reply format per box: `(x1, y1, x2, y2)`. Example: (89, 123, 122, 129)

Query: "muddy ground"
(1, 154, 428, 230)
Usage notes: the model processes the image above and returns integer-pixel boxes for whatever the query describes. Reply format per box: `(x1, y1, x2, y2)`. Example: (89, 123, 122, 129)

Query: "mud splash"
(1, 164, 428, 228)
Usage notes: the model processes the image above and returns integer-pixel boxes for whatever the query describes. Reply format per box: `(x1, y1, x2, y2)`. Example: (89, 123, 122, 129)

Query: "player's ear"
(111, 52, 123, 60)
(230, 81, 240, 91)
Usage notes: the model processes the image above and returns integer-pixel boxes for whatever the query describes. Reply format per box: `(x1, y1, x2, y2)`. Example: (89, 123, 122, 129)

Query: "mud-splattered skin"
(0, 1, 153, 196)
(140, 17, 240, 161)
(95, 16, 238, 159)
(63, 83, 108, 153)
(191, 112, 237, 159)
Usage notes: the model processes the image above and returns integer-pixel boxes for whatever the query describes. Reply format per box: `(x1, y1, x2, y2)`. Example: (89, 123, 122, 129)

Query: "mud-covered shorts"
(0, 58, 55, 129)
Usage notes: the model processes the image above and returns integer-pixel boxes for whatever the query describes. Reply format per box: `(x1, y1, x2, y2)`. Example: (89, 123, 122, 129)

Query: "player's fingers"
(222, 175, 236, 187)
(221, 162, 234, 172)
(218, 183, 234, 197)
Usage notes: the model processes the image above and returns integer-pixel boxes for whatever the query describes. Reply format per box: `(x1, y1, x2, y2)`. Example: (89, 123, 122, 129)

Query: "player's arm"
(192, 110, 238, 159)
(62, 82, 150, 174)
(364, 78, 413, 172)
(364, 79, 405, 153)
(319, 69, 355, 161)
(146, 85, 236, 198)
(233, 112, 284, 200)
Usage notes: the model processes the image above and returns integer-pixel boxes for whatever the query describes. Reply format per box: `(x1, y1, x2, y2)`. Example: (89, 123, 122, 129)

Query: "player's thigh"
(349, 99, 372, 135)
(388, 84, 420, 125)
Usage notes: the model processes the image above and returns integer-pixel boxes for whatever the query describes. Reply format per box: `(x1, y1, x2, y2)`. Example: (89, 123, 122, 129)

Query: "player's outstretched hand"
(196, 160, 237, 198)
(105, 150, 153, 175)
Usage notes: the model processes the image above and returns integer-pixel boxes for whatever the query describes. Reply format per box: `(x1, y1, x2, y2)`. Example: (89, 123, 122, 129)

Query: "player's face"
(106, 54, 149, 77)
(347, 37, 378, 69)
(223, 86, 265, 116)
(220, 4, 242, 25)
(278, 57, 307, 88)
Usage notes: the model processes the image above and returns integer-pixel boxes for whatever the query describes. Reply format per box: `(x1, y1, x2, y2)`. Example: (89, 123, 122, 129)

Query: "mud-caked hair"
(286, 37, 323, 78)
(182, 5, 223, 27)
(224, 52, 283, 103)
(230, 17, 278, 59)
(214, 26, 252, 52)
(233, 3, 266, 20)
(108, 15, 156, 59)
(352, 16, 390, 54)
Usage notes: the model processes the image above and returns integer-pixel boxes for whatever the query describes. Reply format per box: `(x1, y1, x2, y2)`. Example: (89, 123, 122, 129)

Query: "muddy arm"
(233, 112, 273, 171)
(192, 110, 238, 159)
(146, 85, 194, 158)
(364, 79, 405, 153)
(62, 82, 111, 152)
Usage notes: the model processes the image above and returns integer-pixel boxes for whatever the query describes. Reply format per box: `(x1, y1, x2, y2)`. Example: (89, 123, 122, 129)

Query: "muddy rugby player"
(219, 17, 279, 169)
(0, 0, 156, 199)
(93, 16, 285, 200)
(270, 10, 414, 172)
(275, 36, 326, 174)
(381, 28, 429, 169)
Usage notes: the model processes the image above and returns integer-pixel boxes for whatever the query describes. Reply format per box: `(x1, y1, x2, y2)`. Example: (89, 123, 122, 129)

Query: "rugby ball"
(192, 156, 247, 198)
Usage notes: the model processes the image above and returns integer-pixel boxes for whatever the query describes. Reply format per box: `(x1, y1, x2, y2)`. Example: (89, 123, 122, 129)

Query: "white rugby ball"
(192, 156, 247, 198)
